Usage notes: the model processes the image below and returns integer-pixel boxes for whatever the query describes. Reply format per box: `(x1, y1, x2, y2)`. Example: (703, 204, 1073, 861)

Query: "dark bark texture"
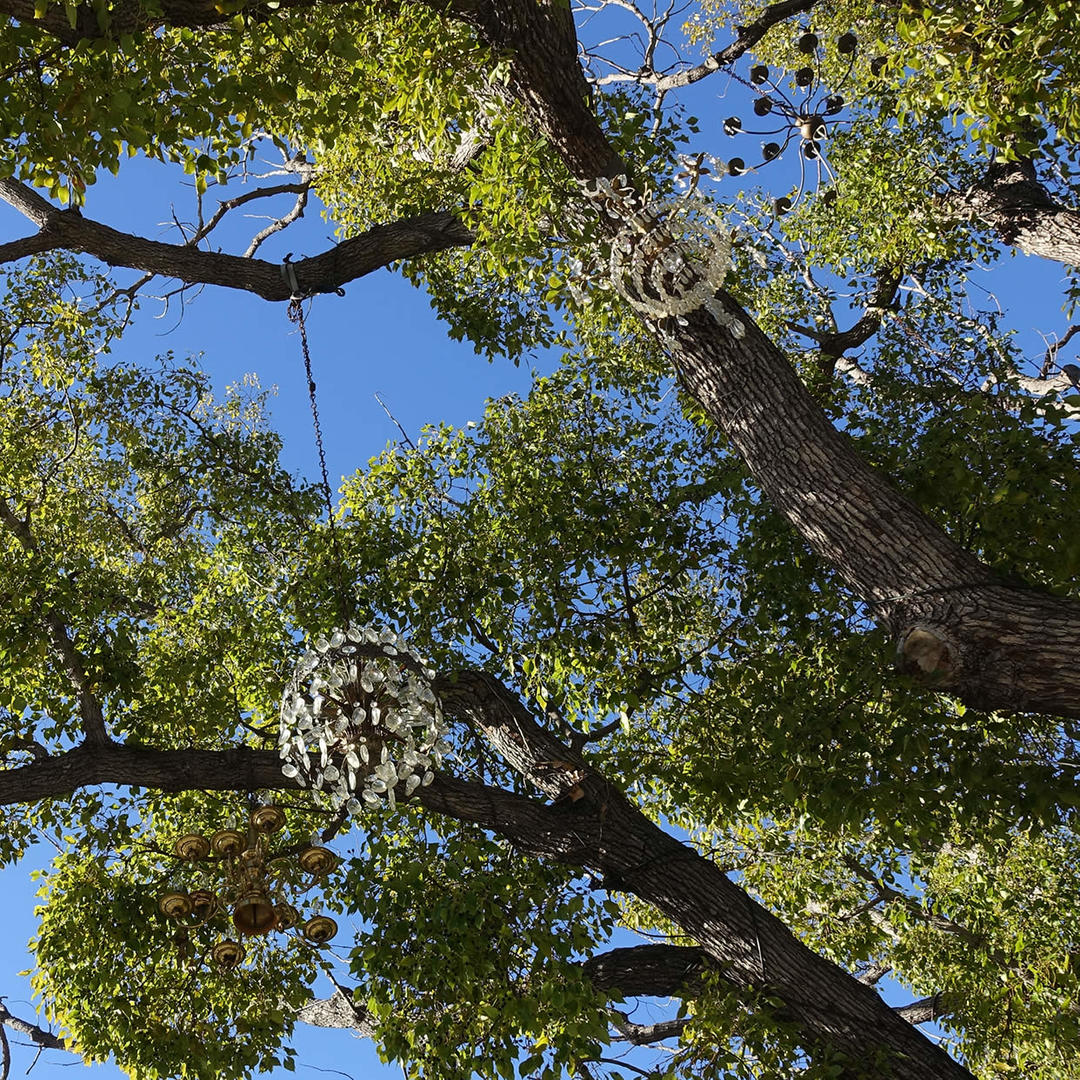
(0, 179, 474, 299)
(966, 159, 1080, 266)
(435, 671, 974, 1080)
(447, 0, 1080, 721)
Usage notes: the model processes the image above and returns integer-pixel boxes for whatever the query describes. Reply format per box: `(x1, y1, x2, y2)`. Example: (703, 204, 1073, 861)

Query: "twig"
(373, 392, 417, 450)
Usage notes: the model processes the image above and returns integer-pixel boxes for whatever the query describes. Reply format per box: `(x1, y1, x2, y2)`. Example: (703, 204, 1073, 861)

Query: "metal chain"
(288, 298, 351, 624)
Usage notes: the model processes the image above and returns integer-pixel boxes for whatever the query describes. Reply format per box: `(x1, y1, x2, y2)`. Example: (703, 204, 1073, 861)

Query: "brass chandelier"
(159, 804, 338, 969)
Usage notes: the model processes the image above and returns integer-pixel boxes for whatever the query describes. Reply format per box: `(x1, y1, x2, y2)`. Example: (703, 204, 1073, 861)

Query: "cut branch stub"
(899, 626, 954, 679)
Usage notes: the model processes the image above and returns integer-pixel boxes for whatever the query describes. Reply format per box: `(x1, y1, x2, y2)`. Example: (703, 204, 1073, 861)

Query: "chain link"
(288, 298, 351, 623)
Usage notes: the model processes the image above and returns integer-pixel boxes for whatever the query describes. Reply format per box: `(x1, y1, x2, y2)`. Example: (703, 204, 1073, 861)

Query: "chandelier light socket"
(210, 829, 245, 856)
(301, 915, 338, 944)
(212, 940, 246, 969)
(298, 846, 337, 876)
(250, 806, 287, 833)
(174, 834, 211, 860)
(233, 891, 279, 937)
(160, 891, 193, 918)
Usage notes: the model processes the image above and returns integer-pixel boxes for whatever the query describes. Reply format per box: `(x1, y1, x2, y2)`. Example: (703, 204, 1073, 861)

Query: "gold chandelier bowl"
(250, 806, 286, 833)
(301, 915, 338, 944)
(211, 940, 246, 969)
(210, 829, 245, 856)
(298, 846, 336, 876)
(232, 890, 279, 937)
(188, 889, 218, 922)
(160, 891, 193, 918)
(174, 834, 211, 860)
(275, 903, 301, 930)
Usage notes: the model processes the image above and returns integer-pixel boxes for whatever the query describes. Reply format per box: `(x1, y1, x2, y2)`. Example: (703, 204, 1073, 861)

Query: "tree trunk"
(447, 0, 1080, 720)
(435, 670, 976, 1080)
(965, 159, 1080, 266)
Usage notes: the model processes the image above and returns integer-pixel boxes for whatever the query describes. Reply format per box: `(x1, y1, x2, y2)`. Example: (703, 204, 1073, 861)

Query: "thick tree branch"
(895, 995, 947, 1026)
(297, 944, 707, 1042)
(296, 987, 378, 1038)
(0, 1002, 66, 1052)
(965, 159, 1080, 266)
(0, 179, 474, 300)
(793, 272, 902, 376)
(434, 668, 973, 1080)
(442, 0, 1080, 721)
(0, 0, 348, 45)
(581, 943, 710, 998)
(609, 1013, 689, 1045)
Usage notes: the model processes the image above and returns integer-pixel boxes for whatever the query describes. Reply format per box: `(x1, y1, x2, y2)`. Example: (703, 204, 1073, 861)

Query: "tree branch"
(609, 1013, 689, 1045)
(0, 1001, 67, 1052)
(0, 677, 973, 1079)
(655, 0, 820, 92)
(296, 987, 377, 1038)
(444, 0, 1080, 721)
(432, 668, 973, 1080)
(581, 943, 709, 997)
(964, 159, 1080, 266)
(895, 995, 947, 1026)
(0, 178, 474, 300)
(0, 0, 347, 45)
(805, 272, 902, 376)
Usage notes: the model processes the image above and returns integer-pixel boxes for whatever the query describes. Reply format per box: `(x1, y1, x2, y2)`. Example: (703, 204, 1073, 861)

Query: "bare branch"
(0, 177, 474, 300)
(184, 180, 311, 253)
(895, 995, 947, 1026)
(1040, 323, 1080, 377)
(610, 1013, 690, 1045)
(244, 186, 311, 258)
(0, 1002, 67, 1052)
(0, 1011, 9, 1080)
(656, 0, 819, 92)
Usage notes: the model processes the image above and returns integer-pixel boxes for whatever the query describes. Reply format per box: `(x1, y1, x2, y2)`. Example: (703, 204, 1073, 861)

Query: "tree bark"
(440, 0, 1080, 720)
(434, 670, 974, 1080)
(965, 159, 1080, 266)
(0, 179, 474, 300)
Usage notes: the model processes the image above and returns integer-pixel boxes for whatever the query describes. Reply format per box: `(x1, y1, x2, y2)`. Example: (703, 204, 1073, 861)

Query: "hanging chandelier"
(159, 804, 338, 969)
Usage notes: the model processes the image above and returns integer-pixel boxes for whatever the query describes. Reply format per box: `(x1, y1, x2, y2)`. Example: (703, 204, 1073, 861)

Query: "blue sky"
(1, 20, 1077, 1079)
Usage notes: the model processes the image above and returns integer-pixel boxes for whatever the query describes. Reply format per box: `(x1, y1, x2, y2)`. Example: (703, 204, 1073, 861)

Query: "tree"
(0, 3, 1079, 1080)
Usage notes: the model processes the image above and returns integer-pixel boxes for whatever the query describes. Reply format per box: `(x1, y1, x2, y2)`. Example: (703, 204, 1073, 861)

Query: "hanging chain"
(288, 298, 351, 624)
